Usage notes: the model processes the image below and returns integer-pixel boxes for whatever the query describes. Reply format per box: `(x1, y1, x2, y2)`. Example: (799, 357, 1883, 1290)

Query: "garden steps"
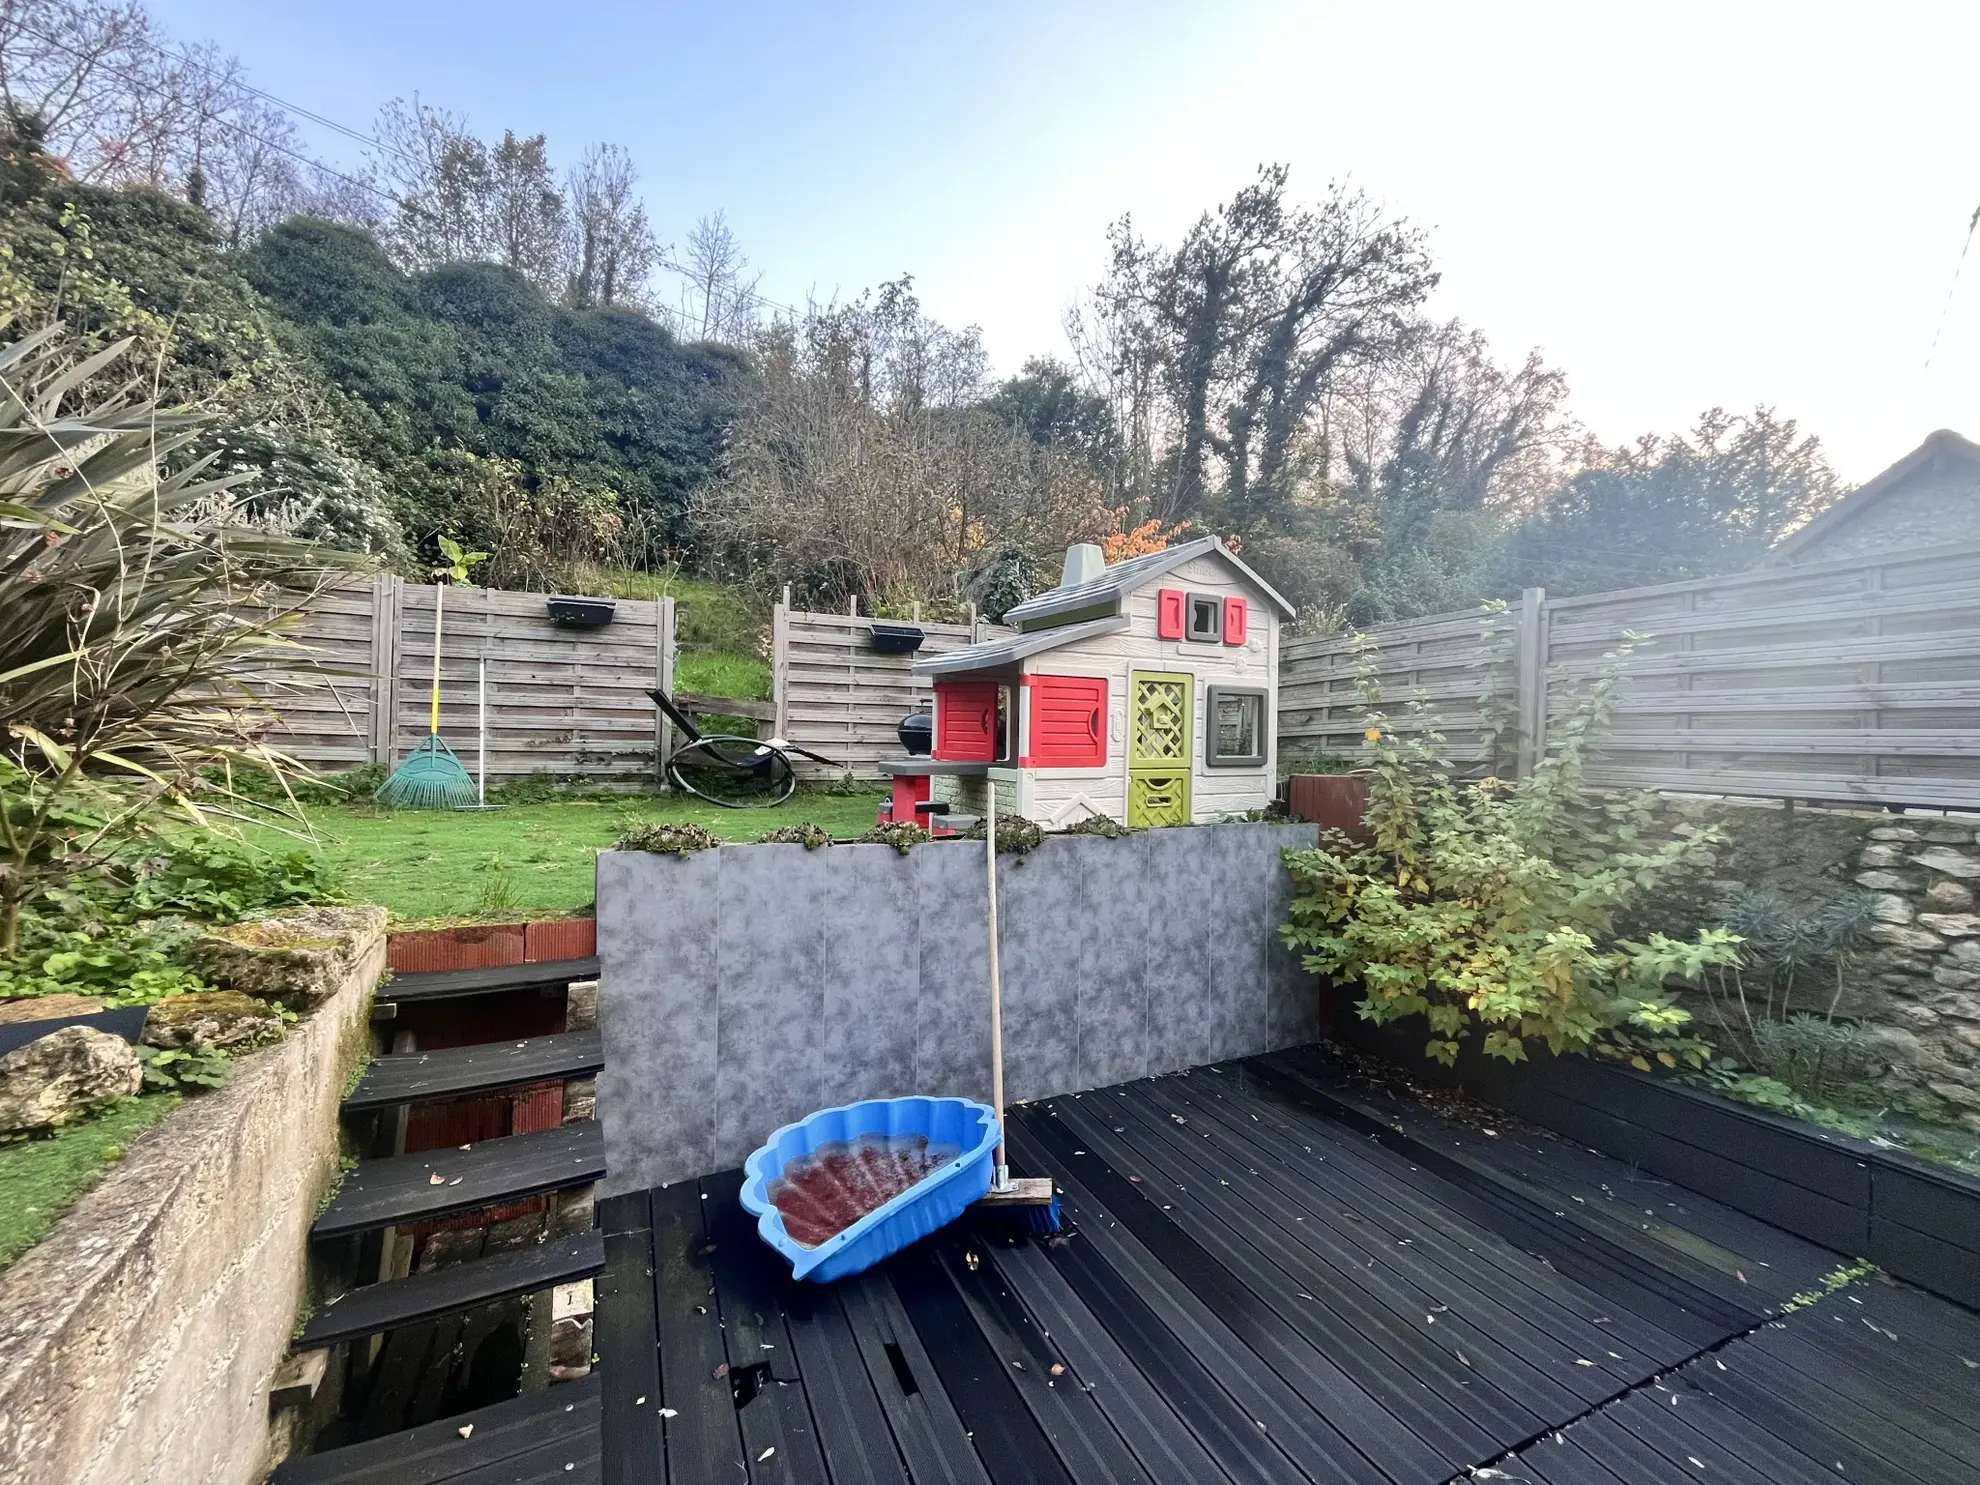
(298, 1231, 605, 1350)
(343, 1030, 605, 1112)
(271, 1372, 600, 1484)
(377, 956, 601, 1005)
(311, 1121, 606, 1240)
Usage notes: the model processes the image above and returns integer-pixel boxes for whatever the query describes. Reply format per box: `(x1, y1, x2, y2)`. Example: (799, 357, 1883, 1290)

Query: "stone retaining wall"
(0, 908, 385, 1485)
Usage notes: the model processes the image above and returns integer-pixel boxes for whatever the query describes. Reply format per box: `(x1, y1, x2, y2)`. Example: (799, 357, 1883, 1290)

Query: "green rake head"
(375, 734, 480, 810)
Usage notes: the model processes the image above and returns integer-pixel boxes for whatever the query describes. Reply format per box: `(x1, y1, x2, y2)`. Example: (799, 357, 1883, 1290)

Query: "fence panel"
(773, 604, 1011, 777)
(266, 578, 672, 786)
(1276, 540, 1980, 810)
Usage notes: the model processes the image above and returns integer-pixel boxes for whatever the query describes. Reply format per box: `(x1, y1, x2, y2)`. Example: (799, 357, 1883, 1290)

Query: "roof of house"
(911, 614, 1130, 676)
(999, 535, 1295, 627)
(1765, 427, 1980, 564)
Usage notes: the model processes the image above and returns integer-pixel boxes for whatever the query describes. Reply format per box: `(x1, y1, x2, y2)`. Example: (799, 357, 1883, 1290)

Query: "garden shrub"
(757, 823, 834, 849)
(858, 821, 929, 856)
(1280, 635, 1738, 1069)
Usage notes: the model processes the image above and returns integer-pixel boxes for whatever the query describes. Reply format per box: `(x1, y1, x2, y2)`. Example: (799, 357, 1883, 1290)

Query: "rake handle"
(430, 583, 445, 736)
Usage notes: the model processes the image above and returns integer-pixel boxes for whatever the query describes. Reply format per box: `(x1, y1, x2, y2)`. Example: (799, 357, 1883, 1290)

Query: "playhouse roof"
(912, 614, 1130, 676)
(1000, 535, 1295, 629)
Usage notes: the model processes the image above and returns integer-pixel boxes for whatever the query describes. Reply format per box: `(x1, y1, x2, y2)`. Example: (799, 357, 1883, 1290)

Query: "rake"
(376, 583, 479, 810)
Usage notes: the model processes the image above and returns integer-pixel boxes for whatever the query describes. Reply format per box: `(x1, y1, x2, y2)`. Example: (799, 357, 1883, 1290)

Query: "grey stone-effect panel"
(594, 822, 1321, 1189)
(1076, 832, 1151, 1089)
(596, 849, 721, 1193)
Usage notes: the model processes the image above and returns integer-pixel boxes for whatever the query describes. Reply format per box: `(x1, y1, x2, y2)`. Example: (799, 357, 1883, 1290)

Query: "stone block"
(1950, 940, 1980, 966)
(1931, 971, 1980, 1003)
(196, 904, 389, 1009)
(142, 991, 282, 1052)
(1925, 880, 1976, 911)
(1923, 825, 1978, 844)
(564, 979, 599, 1033)
(1888, 1003, 1943, 1032)
(0, 993, 105, 1025)
(1854, 870, 1916, 891)
(1868, 826, 1922, 841)
(0, 1027, 142, 1134)
(1869, 894, 1914, 925)
(1919, 913, 1980, 938)
(1857, 843, 1906, 869)
(1868, 922, 1947, 952)
(1912, 848, 1980, 880)
(1928, 1078, 1980, 1111)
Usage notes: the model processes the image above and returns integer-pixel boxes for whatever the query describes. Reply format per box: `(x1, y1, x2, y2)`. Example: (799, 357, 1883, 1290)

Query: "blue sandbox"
(739, 1095, 999, 1282)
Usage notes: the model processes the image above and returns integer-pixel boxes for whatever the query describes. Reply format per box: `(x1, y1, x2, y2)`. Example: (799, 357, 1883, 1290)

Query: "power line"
(1925, 200, 1980, 370)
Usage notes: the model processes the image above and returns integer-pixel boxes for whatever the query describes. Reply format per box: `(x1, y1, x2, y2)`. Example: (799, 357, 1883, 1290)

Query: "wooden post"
(656, 595, 676, 780)
(969, 602, 980, 644)
(366, 573, 394, 765)
(1514, 587, 1547, 778)
(771, 595, 791, 746)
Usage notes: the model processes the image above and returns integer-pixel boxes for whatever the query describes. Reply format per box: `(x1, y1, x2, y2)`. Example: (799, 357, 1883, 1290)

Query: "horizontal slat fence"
(1277, 541, 1980, 810)
(773, 602, 1012, 777)
(265, 576, 674, 786)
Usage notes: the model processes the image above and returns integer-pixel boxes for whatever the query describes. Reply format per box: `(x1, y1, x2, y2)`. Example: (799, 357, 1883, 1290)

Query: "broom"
(971, 775, 1064, 1235)
(375, 583, 480, 810)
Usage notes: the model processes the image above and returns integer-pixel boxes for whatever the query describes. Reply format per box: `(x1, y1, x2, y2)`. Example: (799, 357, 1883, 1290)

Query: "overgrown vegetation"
(614, 821, 722, 856)
(1280, 637, 1737, 1068)
(757, 823, 833, 849)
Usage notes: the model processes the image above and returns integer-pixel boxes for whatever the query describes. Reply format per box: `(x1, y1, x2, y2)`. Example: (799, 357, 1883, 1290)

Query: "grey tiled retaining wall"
(595, 822, 1319, 1190)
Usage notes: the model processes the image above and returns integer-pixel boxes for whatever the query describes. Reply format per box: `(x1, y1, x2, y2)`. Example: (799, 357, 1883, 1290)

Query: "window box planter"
(1335, 1010, 1980, 1310)
(867, 622, 926, 655)
(545, 596, 616, 627)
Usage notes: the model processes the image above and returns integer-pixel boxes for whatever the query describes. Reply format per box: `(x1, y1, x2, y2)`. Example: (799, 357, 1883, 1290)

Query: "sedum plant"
(0, 325, 352, 956)
(1281, 634, 1739, 1069)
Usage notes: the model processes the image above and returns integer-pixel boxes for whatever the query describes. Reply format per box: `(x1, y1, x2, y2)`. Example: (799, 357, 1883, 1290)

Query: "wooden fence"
(1277, 540, 1980, 810)
(267, 577, 675, 786)
(771, 598, 1010, 777)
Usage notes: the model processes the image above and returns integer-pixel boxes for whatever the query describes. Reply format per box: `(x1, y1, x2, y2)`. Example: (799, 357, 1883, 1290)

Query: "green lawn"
(249, 789, 885, 922)
(0, 1095, 179, 1273)
(571, 567, 772, 701)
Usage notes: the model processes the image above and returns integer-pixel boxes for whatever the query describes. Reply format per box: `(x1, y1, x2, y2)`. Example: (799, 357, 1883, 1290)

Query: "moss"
(614, 821, 722, 856)
(756, 823, 834, 849)
(1057, 814, 1138, 840)
(0, 1095, 180, 1273)
(857, 821, 929, 856)
(213, 921, 341, 951)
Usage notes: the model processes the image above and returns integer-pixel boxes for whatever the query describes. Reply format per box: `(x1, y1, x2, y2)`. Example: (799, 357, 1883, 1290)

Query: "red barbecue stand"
(874, 759, 994, 834)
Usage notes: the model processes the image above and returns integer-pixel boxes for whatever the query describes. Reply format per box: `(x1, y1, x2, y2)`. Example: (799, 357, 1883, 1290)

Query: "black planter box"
(546, 596, 616, 627)
(867, 623, 925, 655)
(0, 1004, 150, 1059)
(1336, 1009, 1980, 1311)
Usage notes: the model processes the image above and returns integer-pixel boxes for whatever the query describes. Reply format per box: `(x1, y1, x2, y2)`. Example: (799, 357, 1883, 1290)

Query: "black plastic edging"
(1332, 1015, 1980, 1313)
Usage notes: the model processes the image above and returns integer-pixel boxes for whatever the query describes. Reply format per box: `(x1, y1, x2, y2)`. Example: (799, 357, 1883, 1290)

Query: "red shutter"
(1223, 596, 1248, 645)
(1023, 675, 1107, 767)
(1157, 588, 1186, 639)
(933, 679, 998, 762)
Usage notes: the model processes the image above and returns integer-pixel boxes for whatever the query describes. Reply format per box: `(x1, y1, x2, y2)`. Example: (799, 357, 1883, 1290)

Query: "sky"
(156, 0, 1980, 482)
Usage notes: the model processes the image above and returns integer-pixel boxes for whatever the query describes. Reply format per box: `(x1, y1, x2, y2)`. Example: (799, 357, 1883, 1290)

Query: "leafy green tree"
(1509, 408, 1845, 594)
(0, 129, 400, 556)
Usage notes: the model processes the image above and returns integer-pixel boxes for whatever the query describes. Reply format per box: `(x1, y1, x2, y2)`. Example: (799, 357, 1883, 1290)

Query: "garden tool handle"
(430, 582, 444, 735)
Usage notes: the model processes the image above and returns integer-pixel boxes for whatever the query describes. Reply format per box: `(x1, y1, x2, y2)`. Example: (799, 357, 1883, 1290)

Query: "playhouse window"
(1186, 593, 1223, 643)
(1206, 686, 1267, 767)
(933, 679, 1014, 763)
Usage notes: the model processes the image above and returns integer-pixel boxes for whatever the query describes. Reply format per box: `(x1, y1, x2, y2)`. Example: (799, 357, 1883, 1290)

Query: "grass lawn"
(571, 567, 772, 701)
(248, 789, 886, 922)
(0, 1095, 179, 1273)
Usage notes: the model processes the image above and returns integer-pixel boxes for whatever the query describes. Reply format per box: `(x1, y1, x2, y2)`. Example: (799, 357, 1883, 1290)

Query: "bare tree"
(369, 95, 486, 268)
(673, 211, 761, 342)
(485, 130, 564, 285)
(565, 141, 657, 308)
(0, 0, 157, 181)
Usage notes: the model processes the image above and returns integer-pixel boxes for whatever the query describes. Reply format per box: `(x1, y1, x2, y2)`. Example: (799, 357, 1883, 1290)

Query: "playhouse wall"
(1019, 552, 1279, 826)
(593, 822, 1319, 1190)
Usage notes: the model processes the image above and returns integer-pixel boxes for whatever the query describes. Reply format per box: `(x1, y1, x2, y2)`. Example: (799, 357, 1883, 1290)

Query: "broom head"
(376, 734, 480, 810)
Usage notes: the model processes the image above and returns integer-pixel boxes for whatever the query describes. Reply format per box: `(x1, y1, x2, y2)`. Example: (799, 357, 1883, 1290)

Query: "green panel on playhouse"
(1128, 670, 1192, 826)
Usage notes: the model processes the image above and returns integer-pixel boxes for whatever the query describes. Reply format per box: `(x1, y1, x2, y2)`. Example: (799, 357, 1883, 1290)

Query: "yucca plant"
(0, 324, 354, 955)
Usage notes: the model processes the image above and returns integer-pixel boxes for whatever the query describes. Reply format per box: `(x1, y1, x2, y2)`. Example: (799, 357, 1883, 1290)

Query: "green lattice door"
(1127, 671, 1193, 827)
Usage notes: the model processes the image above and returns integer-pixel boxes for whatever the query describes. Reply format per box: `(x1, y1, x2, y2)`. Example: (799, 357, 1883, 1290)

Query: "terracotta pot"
(1286, 773, 1374, 837)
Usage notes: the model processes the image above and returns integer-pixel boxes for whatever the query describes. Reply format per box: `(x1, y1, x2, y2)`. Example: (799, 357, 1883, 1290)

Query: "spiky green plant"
(0, 325, 353, 954)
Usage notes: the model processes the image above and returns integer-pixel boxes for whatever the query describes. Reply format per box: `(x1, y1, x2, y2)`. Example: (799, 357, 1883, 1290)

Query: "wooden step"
(379, 956, 600, 1005)
(271, 1372, 599, 1484)
(344, 1031, 605, 1113)
(312, 1123, 606, 1241)
(299, 1232, 605, 1349)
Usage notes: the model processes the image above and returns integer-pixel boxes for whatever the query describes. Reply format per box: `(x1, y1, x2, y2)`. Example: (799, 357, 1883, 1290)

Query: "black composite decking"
(343, 1029, 607, 1112)
(595, 1050, 1980, 1485)
(272, 1373, 600, 1485)
(312, 1121, 607, 1240)
(300, 1232, 607, 1349)
(379, 956, 602, 1004)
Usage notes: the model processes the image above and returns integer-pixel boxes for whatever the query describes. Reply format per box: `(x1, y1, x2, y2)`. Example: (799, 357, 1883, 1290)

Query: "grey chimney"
(1060, 542, 1105, 588)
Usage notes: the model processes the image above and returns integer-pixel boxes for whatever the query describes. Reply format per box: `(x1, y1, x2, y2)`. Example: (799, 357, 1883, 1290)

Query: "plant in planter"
(1281, 634, 1738, 1068)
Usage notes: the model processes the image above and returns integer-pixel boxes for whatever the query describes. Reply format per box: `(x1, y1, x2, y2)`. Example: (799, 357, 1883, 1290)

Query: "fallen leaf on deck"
(458, 1425, 473, 1439)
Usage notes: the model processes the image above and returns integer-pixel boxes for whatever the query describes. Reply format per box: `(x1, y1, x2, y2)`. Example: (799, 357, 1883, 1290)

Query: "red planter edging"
(385, 917, 596, 973)
(524, 918, 596, 962)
